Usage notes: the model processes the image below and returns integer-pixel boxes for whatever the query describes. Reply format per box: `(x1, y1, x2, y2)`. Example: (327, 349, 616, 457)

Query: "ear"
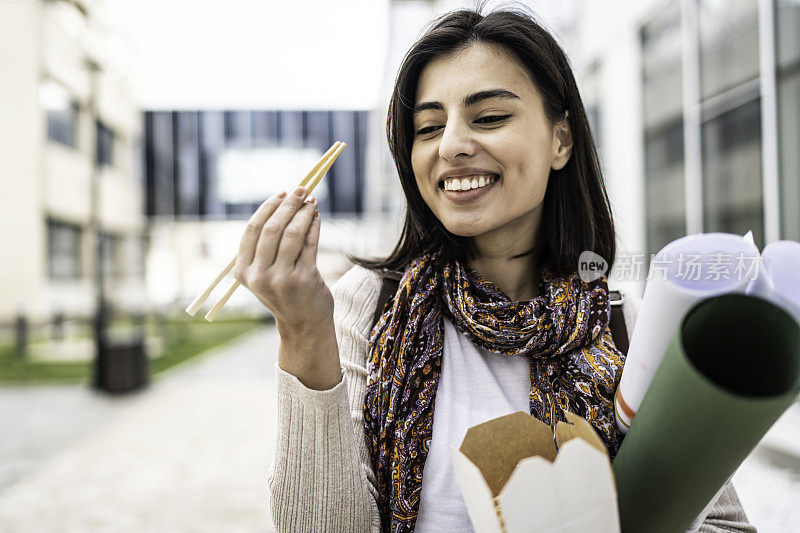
(551, 111, 573, 171)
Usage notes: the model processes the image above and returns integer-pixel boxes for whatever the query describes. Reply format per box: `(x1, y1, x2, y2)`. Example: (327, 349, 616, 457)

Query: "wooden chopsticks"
(185, 141, 346, 322)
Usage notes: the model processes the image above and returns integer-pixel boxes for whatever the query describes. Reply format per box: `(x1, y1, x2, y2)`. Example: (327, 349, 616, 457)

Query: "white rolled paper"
(614, 233, 760, 433)
(748, 241, 800, 324)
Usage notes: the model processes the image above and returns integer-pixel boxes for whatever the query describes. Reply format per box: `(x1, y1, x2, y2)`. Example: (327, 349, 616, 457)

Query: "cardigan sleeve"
(620, 291, 756, 532)
(267, 265, 383, 533)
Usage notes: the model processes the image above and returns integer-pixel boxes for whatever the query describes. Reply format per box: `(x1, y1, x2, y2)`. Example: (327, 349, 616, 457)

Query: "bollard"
(15, 311, 27, 358)
(52, 310, 65, 341)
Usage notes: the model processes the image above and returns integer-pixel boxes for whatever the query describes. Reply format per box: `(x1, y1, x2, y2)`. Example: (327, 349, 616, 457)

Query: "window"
(642, 3, 686, 257)
(645, 120, 686, 255)
(128, 235, 147, 277)
(777, 0, 800, 240)
(47, 219, 82, 279)
(702, 99, 763, 244)
(42, 79, 79, 148)
(698, 0, 759, 99)
(100, 232, 121, 279)
(96, 120, 115, 167)
(642, 4, 683, 127)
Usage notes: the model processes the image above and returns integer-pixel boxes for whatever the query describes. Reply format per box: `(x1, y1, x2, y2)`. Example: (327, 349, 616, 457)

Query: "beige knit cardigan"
(267, 265, 755, 532)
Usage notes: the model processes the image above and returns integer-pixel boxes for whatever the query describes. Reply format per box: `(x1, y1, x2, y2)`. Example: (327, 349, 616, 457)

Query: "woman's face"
(411, 42, 571, 247)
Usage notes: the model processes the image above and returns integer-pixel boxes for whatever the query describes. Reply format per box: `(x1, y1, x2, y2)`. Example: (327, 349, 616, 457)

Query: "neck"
(465, 210, 543, 302)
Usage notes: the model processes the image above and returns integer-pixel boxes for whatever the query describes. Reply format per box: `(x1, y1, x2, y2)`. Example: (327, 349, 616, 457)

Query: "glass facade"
(702, 99, 763, 242)
(642, 2, 686, 256)
(640, 0, 787, 253)
(144, 110, 370, 219)
(698, 0, 760, 99)
(777, 0, 800, 240)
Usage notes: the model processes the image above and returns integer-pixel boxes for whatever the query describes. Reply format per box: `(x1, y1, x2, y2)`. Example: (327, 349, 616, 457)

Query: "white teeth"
(443, 174, 496, 191)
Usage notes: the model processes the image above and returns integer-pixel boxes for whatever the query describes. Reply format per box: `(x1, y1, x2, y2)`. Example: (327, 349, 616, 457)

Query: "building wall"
(570, 0, 799, 297)
(0, 0, 46, 322)
(0, 0, 144, 324)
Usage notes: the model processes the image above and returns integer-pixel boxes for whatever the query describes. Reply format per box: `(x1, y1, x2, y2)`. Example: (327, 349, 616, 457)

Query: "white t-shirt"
(415, 317, 532, 532)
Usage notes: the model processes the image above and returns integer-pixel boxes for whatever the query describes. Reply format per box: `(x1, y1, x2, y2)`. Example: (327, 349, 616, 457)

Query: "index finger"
(237, 191, 286, 267)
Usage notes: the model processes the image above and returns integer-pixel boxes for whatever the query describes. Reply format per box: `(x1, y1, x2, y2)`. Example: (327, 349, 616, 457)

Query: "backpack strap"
(608, 290, 629, 356)
(371, 270, 402, 330)
(371, 273, 629, 356)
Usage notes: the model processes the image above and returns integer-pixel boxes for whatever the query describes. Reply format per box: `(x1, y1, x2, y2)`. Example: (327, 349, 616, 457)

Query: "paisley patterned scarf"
(363, 248, 625, 532)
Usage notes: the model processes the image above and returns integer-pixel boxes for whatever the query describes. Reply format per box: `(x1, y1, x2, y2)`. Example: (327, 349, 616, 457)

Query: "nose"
(438, 118, 475, 161)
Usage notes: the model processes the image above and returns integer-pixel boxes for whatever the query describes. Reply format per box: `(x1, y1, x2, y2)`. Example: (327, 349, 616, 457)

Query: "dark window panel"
(251, 111, 279, 143)
(201, 112, 226, 218)
(330, 111, 358, 213)
(144, 109, 370, 220)
(145, 112, 156, 216)
(778, 73, 800, 240)
(224, 111, 252, 146)
(326, 111, 337, 212)
(644, 120, 686, 256)
(280, 110, 304, 147)
(641, 4, 686, 257)
(47, 101, 79, 148)
(354, 111, 369, 214)
(702, 99, 763, 246)
(777, 0, 800, 240)
(698, 0, 759, 99)
(96, 120, 115, 167)
(777, 0, 800, 70)
(176, 112, 201, 217)
(99, 231, 122, 279)
(47, 219, 82, 279)
(152, 112, 175, 217)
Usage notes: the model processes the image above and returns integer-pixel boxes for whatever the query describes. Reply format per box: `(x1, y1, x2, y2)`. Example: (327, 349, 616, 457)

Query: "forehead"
(415, 43, 534, 104)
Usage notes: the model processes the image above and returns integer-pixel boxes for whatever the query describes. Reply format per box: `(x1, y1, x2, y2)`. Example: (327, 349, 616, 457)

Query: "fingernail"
(309, 196, 317, 205)
(314, 211, 320, 218)
(294, 187, 306, 197)
(277, 191, 287, 198)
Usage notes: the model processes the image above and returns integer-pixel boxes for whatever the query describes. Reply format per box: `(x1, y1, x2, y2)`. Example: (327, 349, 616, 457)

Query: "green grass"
(148, 317, 263, 374)
(0, 316, 266, 384)
(0, 344, 91, 383)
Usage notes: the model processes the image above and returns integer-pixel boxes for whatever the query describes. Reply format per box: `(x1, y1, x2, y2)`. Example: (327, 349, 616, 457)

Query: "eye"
(416, 125, 442, 135)
(475, 114, 511, 125)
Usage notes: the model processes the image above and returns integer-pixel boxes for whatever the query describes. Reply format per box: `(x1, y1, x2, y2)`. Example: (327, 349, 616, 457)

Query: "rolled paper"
(614, 233, 759, 432)
(613, 294, 800, 533)
(757, 241, 800, 323)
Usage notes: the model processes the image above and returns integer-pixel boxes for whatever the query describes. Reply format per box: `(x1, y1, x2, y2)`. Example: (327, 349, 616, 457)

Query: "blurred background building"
(1, 0, 798, 321)
(567, 0, 799, 296)
(0, 0, 144, 325)
(2, 1, 800, 530)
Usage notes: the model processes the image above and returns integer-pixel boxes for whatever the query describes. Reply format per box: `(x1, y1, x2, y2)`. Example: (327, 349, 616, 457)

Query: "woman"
(234, 7, 754, 533)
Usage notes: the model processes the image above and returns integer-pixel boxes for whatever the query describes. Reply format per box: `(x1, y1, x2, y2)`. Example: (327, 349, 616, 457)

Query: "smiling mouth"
(439, 174, 500, 191)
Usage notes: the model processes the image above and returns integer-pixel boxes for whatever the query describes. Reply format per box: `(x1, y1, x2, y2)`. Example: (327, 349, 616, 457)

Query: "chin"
(441, 221, 489, 238)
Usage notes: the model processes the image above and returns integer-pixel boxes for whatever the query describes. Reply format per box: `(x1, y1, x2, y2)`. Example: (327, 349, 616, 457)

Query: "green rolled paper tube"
(613, 294, 800, 533)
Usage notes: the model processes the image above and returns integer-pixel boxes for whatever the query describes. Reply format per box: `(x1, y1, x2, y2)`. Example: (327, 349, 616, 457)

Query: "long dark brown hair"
(348, 4, 615, 276)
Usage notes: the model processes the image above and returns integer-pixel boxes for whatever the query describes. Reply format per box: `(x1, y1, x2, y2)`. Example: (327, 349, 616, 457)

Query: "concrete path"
(0, 326, 279, 532)
(1, 323, 800, 531)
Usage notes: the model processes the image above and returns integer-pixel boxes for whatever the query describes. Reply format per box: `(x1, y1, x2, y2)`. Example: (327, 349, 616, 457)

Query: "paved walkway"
(1, 324, 799, 531)
(0, 326, 279, 532)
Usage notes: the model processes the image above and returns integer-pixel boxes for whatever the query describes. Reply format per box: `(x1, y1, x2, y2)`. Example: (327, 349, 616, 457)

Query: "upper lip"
(437, 167, 500, 185)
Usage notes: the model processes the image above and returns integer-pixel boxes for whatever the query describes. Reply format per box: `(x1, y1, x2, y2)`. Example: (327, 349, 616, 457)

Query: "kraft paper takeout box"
(450, 411, 620, 533)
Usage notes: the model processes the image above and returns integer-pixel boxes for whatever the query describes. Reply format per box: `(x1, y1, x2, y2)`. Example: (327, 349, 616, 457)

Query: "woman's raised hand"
(234, 186, 341, 389)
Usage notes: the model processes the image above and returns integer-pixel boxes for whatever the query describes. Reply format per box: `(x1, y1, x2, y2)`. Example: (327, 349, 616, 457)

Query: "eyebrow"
(412, 89, 520, 116)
